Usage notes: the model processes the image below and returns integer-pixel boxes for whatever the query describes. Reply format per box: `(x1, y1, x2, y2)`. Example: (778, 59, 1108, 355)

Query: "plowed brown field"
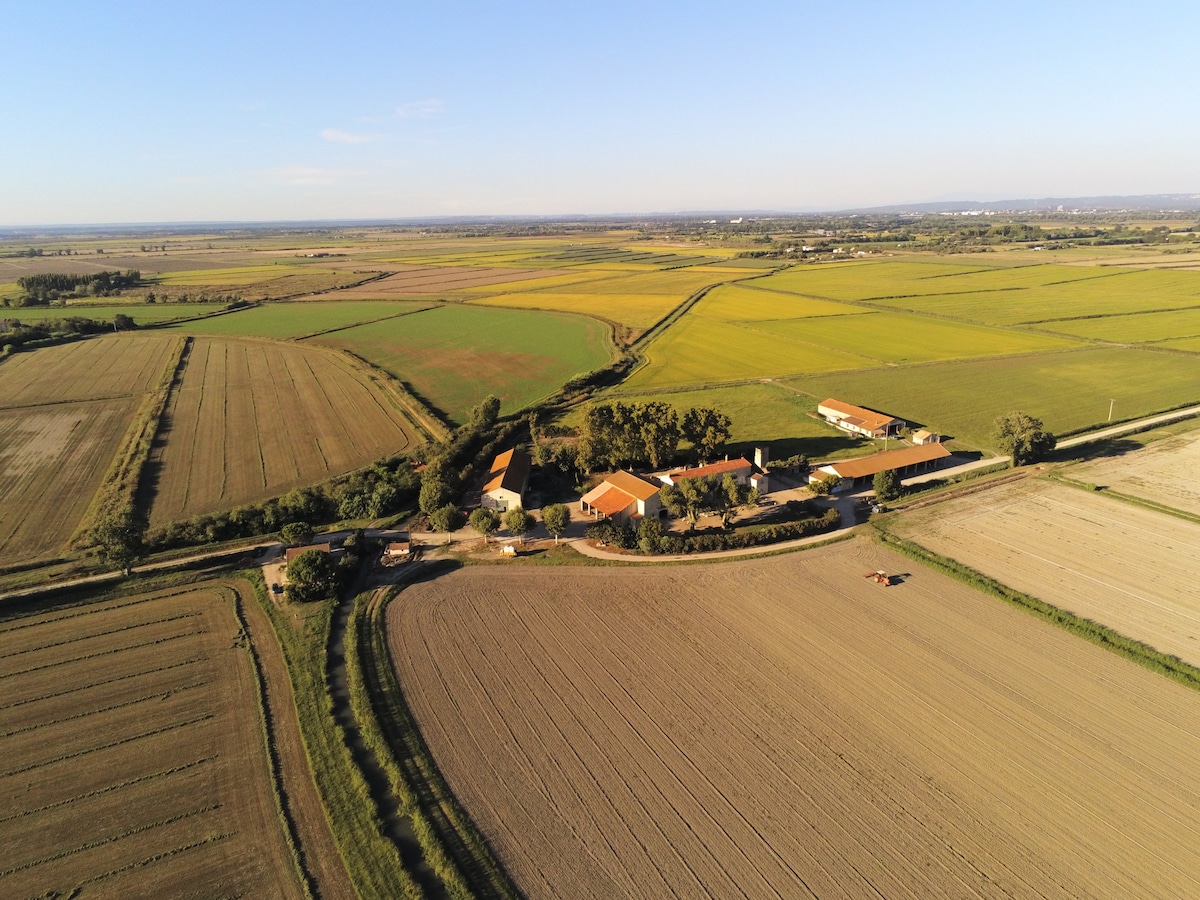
(386, 542, 1200, 898)
(0, 334, 181, 566)
(1074, 429, 1200, 516)
(891, 479, 1200, 668)
(0, 582, 304, 897)
(147, 337, 420, 527)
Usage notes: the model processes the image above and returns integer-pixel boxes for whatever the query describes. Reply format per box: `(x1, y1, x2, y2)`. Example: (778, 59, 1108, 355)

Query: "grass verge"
(873, 528, 1200, 691)
(351, 577, 520, 900)
(249, 572, 422, 899)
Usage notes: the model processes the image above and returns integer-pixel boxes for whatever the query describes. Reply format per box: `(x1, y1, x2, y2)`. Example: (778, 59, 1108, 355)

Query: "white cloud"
(321, 128, 372, 144)
(273, 165, 347, 186)
(395, 98, 442, 119)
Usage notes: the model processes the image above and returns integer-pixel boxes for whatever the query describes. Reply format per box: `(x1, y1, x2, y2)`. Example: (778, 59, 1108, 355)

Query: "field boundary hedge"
(874, 528, 1200, 692)
(353, 578, 519, 900)
(71, 335, 189, 547)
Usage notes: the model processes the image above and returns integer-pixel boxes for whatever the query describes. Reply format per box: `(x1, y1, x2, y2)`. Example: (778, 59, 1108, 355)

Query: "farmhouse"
(660, 456, 772, 495)
(383, 540, 411, 560)
(482, 448, 532, 512)
(817, 398, 905, 439)
(810, 443, 952, 490)
(580, 470, 663, 524)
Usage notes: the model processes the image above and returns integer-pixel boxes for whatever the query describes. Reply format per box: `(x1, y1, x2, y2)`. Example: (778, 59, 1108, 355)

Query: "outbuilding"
(810, 443, 952, 490)
(580, 470, 663, 524)
(482, 448, 531, 512)
(817, 399, 905, 439)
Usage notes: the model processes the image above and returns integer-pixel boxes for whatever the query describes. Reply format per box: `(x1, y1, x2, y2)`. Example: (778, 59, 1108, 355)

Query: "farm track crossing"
(386, 543, 1200, 898)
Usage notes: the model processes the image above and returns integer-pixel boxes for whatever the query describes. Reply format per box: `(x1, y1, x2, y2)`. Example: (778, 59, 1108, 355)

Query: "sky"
(2, 1, 1199, 225)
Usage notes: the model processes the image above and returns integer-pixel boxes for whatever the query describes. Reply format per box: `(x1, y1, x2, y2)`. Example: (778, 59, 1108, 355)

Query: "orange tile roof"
(818, 399, 901, 434)
(483, 448, 531, 495)
(285, 543, 332, 563)
(669, 458, 752, 481)
(821, 443, 950, 479)
(583, 484, 637, 517)
(604, 470, 661, 501)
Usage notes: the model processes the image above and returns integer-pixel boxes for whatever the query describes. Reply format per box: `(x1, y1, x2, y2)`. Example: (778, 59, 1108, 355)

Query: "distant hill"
(839, 194, 1200, 215)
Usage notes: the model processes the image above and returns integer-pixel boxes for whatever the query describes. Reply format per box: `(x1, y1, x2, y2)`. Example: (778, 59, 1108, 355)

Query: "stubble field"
(0, 582, 304, 897)
(386, 542, 1200, 899)
(1071, 429, 1200, 515)
(888, 478, 1200, 668)
(146, 337, 421, 527)
(0, 334, 181, 566)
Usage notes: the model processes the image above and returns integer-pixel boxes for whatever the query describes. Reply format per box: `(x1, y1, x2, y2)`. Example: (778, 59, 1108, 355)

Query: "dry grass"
(0, 582, 304, 897)
(387, 542, 1200, 898)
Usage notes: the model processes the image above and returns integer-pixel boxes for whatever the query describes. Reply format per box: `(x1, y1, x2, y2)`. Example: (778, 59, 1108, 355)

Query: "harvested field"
(0, 582, 304, 898)
(889, 479, 1200, 668)
(0, 333, 179, 407)
(166, 300, 430, 339)
(0, 334, 182, 565)
(147, 337, 420, 527)
(329, 265, 564, 297)
(386, 543, 1200, 898)
(1073, 428, 1200, 515)
(0, 402, 138, 566)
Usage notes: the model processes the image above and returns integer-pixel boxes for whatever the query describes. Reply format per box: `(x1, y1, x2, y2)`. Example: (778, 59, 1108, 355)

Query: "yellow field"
(692, 282, 874, 321)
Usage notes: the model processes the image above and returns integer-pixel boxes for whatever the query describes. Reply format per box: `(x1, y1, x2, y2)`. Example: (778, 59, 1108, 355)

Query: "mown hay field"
(147, 337, 420, 528)
(783, 347, 1200, 450)
(0, 335, 181, 566)
(313, 305, 613, 424)
(166, 300, 430, 339)
(1072, 428, 1200, 516)
(152, 265, 367, 299)
(0, 582, 304, 898)
(888, 478, 1200, 668)
(386, 542, 1200, 899)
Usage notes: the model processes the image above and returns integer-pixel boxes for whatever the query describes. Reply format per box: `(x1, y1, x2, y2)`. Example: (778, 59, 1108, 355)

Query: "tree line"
(15, 269, 141, 305)
(0, 314, 137, 351)
(577, 401, 732, 472)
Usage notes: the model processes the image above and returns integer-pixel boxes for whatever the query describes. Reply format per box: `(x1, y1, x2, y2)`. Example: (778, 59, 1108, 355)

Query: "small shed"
(912, 429, 942, 445)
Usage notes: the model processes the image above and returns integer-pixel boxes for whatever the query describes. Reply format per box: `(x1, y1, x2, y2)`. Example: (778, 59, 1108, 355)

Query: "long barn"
(811, 443, 951, 489)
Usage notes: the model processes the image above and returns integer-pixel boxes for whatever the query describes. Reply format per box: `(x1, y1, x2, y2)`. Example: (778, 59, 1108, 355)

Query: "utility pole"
(1108, 398, 1116, 422)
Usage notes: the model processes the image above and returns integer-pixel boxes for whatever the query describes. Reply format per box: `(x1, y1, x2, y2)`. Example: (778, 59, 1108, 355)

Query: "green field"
(581, 382, 866, 461)
(690, 283, 869, 321)
(1038, 307, 1200, 343)
(752, 260, 995, 301)
(782, 347, 1200, 450)
(164, 300, 430, 339)
(312, 305, 613, 424)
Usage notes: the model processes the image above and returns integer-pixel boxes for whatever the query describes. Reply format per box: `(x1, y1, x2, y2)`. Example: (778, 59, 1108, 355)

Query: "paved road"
(1057, 405, 1200, 449)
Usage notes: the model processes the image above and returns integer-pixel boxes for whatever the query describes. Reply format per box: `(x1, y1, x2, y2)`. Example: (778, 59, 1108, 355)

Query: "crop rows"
(0, 583, 304, 897)
(387, 544, 1200, 898)
(147, 337, 420, 527)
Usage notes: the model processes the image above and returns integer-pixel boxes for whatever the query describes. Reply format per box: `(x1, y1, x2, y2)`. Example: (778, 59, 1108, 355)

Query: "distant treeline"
(0, 314, 136, 350)
(15, 270, 142, 304)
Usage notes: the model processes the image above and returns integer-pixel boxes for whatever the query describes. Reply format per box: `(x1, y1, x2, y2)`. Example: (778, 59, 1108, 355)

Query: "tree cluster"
(16, 270, 141, 305)
(577, 401, 731, 473)
(659, 472, 758, 531)
(417, 394, 506, 520)
(992, 411, 1056, 466)
(0, 314, 136, 350)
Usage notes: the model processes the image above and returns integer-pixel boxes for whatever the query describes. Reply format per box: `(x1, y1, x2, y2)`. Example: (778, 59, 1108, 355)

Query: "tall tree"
(93, 503, 147, 575)
(469, 507, 500, 544)
(430, 503, 465, 542)
(541, 503, 570, 545)
(637, 401, 680, 468)
(992, 411, 1056, 466)
(659, 476, 720, 532)
(286, 549, 338, 603)
(682, 407, 732, 462)
(873, 468, 901, 501)
(504, 506, 535, 544)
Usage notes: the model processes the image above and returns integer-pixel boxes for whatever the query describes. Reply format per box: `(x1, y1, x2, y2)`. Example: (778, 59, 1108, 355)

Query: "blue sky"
(3, 1, 1198, 224)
